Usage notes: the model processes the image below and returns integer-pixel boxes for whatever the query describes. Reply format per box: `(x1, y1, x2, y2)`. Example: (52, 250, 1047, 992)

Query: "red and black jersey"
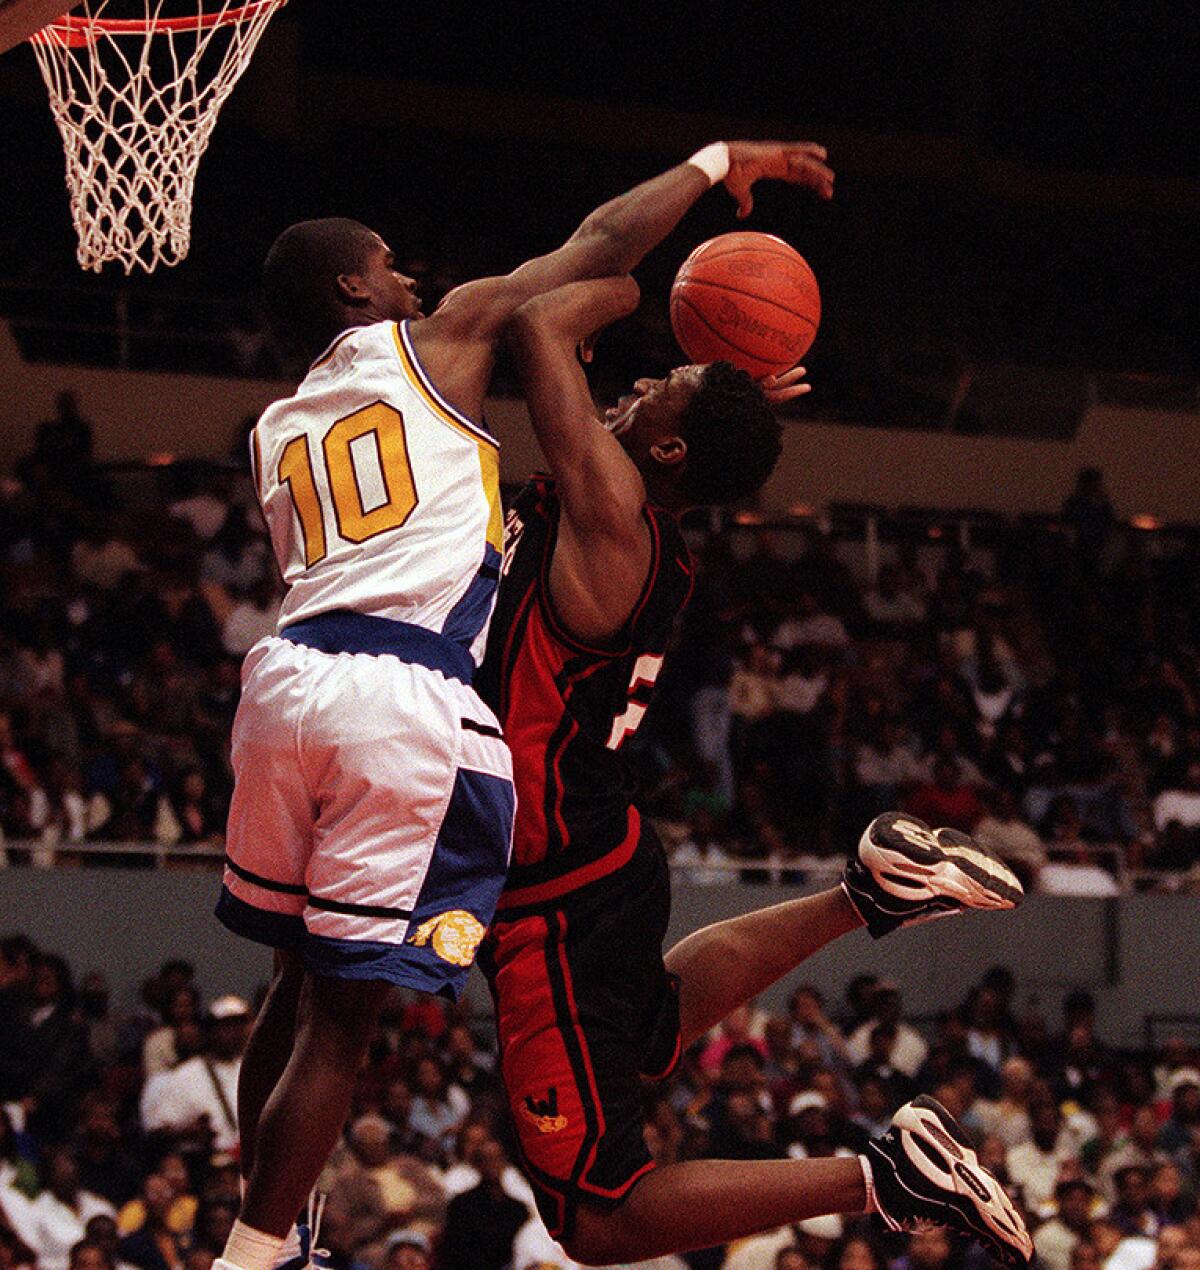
(476, 476, 693, 910)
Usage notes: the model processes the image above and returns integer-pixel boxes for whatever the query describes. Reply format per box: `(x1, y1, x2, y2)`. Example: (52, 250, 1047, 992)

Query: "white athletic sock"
(218, 1221, 286, 1270)
(858, 1154, 878, 1213)
(272, 1225, 302, 1267)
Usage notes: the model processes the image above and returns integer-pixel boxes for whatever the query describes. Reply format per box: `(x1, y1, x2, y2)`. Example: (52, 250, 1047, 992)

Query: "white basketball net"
(31, 0, 286, 273)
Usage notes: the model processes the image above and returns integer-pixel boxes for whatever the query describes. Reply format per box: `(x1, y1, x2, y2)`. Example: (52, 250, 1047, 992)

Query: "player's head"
(605, 361, 781, 508)
(262, 218, 422, 361)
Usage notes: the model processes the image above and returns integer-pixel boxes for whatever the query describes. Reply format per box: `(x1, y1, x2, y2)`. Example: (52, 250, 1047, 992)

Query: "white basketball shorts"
(216, 611, 514, 998)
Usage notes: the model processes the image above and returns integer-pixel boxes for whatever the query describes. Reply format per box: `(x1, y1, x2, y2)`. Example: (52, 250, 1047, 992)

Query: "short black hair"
(677, 361, 782, 506)
(262, 218, 379, 358)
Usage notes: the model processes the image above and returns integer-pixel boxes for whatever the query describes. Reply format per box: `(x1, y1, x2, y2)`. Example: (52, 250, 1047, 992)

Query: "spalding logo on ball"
(670, 231, 821, 379)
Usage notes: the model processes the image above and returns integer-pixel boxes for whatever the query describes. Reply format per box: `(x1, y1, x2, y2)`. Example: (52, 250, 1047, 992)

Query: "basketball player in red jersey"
(475, 276, 1032, 1266)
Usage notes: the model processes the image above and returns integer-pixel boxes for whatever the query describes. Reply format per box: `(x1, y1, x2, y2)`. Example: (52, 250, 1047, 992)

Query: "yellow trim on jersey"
(391, 324, 503, 554)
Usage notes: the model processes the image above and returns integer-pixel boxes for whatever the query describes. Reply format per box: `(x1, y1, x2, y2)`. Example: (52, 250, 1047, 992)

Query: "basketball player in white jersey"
(212, 139, 835, 1270)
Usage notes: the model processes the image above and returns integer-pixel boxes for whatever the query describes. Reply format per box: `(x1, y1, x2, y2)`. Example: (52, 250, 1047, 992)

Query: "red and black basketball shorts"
(480, 829, 681, 1242)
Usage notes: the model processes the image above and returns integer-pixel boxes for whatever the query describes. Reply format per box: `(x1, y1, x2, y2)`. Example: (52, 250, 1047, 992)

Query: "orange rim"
(35, 0, 283, 46)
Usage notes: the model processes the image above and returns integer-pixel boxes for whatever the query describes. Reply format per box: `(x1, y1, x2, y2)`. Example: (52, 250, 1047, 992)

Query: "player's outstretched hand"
(760, 363, 810, 404)
(724, 141, 835, 218)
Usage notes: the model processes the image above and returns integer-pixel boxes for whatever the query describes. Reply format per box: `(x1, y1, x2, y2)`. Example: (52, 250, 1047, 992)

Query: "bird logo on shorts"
(407, 910, 486, 967)
(521, 1087, 568, 1134)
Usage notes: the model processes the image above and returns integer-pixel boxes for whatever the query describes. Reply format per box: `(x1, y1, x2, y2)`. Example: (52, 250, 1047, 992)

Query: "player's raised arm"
(506, 277, 655, 645)
(412, 141, 832, 419)
(430, 140, 833, 340)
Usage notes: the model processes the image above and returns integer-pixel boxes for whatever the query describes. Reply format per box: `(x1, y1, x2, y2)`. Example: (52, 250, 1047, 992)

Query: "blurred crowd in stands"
(2, 394, 1200, 890)
(6, 935, 1200, 1270)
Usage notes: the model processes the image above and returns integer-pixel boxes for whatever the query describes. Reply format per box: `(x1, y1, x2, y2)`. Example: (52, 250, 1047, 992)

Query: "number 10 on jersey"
(277, 402, 418, 567)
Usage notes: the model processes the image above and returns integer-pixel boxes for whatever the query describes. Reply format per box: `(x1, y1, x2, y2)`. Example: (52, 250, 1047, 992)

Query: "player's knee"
(296, 975, 388, 1057)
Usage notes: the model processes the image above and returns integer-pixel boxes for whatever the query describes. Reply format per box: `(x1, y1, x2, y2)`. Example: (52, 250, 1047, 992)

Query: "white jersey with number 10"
(252, 319, 504, 665)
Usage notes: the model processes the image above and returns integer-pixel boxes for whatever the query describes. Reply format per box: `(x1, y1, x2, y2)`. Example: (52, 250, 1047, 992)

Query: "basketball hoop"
(30, 0, 286, 273)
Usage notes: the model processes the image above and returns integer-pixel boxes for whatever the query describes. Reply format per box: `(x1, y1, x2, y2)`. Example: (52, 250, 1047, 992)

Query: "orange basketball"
(669, 231, 821, 378)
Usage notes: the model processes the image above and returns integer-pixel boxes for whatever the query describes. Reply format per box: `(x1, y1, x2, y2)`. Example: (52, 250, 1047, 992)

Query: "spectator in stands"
(216, 579, 279, 658)
(0, 1108, 37, 1200)
(323, 1113, 446, 1265)
(1063, 468, 1115, 576)
(1034, 1178, 1099, 1270)
(115, 1154, 194, 1240)
(140, 996, 249, 1159)
(70, 519, 143, 593)
(143, 987, 202, 1078)
(90, 758, 177, 851)
(440, 1122, 535, 1209)
(974, 1056, 1036, 1149)
(21, 953, 93, 1142)
(406, 1057, 469, 1164)
(863, 563, 927, 629)
(672, 807, 738, 885)
(1037, 797, 1121, 897)
(1101, 1107, 1172, 1196)
(974, 787, 1048, 885)
(117, 1172, 185, 1270)
(38, 758, 90, 865)
(167, 473, 227, 545)
(0, 1147, 116, 1270)
(892, 1226, 956, 1270)
(199, 508, 270, 594)
(1159, 1071, 1200, 1156)
(852, 1023, 917, 1106)
(774, 590, 850, 652)
(1110, 1165, 1161, 1239)
(788, 985, 849, 1075)
(73, 1098, 142, 1209)
(845, 984, 928, 1078)
(904, 754, 986, 833)
(166, 771, 224, 850)
(853, 717, 926, 818)
(1007, 1096, 1078, 1217)
(438, 1138, 528, 1270)
(1147, 1165, 1194, 1227)
(1152, 762, 1200, 840)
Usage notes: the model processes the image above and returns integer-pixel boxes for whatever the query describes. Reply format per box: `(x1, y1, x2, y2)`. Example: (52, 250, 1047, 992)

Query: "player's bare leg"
(569, 1156, 867, 1265)
(665, 885, 862, 1046)
(221, 973, 390, 1267)
(237, 949, 304, 1182)
(667, 812, 1024, 1046)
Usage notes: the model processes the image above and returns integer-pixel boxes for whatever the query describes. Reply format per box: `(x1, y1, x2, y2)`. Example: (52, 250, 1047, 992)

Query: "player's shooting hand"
(759, 363, 810, 404)
(724, 141, 834, 218)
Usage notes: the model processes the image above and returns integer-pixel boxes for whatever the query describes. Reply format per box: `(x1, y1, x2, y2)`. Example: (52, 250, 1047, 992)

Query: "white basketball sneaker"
(842, 812, 1024, 938)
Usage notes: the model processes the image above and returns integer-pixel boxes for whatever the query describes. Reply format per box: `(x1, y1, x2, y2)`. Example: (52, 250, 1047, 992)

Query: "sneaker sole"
(891, 1095, 1033, 1266)
(860, 813, 1024, 911)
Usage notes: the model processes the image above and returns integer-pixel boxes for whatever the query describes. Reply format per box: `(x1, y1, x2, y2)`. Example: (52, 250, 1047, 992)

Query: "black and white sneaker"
(842, 812, 1024, 939)
(866, 1095, 1033, 1267)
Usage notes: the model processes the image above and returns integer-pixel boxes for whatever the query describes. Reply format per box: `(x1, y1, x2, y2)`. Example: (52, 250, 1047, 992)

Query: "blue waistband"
(279, 611, 474, 685)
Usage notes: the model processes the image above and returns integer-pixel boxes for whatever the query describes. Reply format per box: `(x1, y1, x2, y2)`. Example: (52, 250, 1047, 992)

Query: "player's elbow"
(573, 212, 636, 273)
(505, 299, 554, 357)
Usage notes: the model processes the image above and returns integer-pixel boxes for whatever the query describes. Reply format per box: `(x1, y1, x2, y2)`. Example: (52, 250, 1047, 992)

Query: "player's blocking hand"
(759, 363, 810, 404)
(724, 141, 835, 217)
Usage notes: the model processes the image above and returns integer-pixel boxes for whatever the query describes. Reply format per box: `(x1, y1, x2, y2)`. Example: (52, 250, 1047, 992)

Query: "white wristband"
(687, 141, 730, 186)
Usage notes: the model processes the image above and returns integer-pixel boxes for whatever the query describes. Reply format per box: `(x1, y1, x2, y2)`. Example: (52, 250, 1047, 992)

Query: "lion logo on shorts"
(408, 910, 486, 967)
